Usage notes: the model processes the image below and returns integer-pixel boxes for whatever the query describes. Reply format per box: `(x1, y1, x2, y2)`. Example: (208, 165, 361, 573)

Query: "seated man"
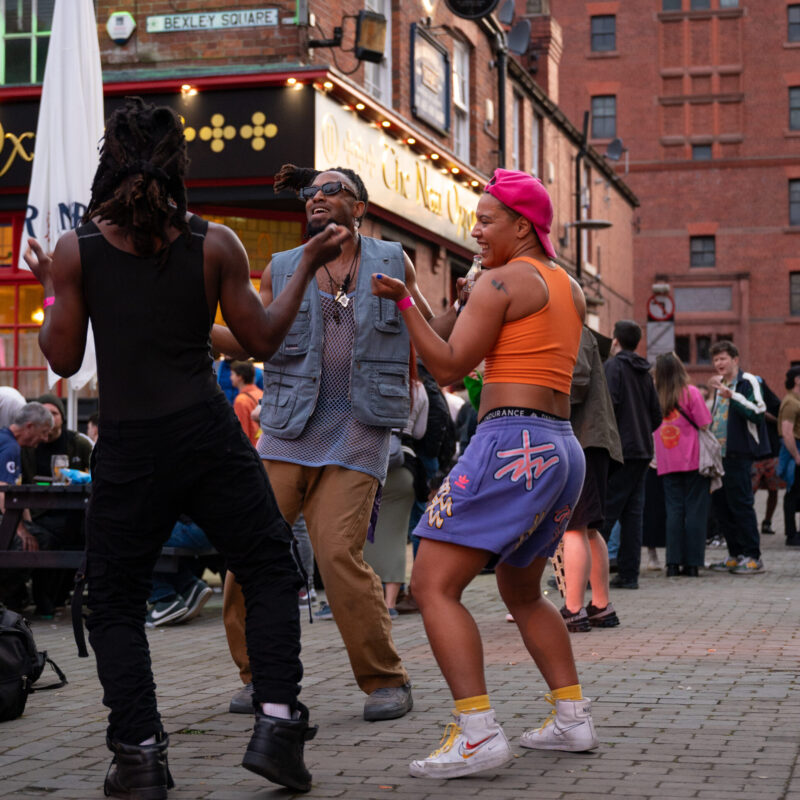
(0, 402, 53, 610)
(20, 393, 92, 618)
(146, 516, 214, 627)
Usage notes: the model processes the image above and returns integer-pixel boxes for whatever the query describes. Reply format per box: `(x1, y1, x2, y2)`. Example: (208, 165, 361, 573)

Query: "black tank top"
(78, 215, 221, 420)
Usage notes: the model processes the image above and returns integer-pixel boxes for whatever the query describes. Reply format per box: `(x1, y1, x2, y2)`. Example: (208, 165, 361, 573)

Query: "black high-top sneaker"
(104, 731, 174, 800)
(242, 702, 318, 792)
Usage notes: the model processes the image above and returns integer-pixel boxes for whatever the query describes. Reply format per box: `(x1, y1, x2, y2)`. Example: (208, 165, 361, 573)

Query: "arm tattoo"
(491, 279, 509, 295)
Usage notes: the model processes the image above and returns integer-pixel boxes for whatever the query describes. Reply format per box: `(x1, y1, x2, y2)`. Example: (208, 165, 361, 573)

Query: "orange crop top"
(483, 257, 582, 394)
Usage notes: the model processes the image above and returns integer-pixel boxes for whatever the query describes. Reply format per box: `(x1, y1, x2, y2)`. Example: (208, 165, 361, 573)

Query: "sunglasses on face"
(299, 181, 358, 201)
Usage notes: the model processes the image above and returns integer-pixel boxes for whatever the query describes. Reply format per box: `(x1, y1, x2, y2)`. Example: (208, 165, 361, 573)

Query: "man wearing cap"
(20, 393, 92, 618)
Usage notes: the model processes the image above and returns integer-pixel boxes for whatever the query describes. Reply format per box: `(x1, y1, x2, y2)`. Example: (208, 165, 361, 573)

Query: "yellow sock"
(454, 694, 491, 715)
(551, 684, 583, 702)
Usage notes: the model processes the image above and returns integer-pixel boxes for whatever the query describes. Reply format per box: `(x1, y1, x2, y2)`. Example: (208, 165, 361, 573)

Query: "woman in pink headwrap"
(372, 168, 597, 779)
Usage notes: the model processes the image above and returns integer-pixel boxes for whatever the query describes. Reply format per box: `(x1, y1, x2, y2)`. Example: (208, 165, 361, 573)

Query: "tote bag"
(677, 406, 724, 492)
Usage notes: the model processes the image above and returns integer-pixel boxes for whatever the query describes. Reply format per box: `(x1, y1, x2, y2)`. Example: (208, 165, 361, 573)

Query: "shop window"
(791, 88, 800, 131)
(690, 235, 715, 267)
(675, 335, 691, 364)
(791, 180, 800, 226)
(1, 0, 53, 85)
(452, 40, 469, 163)
(511, 93, 522, 170)
(791, 272, 800, 316)
(692, 144, 712, 161)
(363, 0, 392, 105)
(662, 0, 681, 9)
(590, 16, 616, 52)
(696, 335, 712, 365)
(202, 214, 303, 324)
(591, 95, 616, 139)
(0, 222, 13, 266)
(0, 282, 48, 391)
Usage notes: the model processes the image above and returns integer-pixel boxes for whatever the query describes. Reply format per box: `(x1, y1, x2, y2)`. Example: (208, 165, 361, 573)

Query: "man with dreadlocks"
(215, 164, 457, 723)
(24, 98, 349, 798)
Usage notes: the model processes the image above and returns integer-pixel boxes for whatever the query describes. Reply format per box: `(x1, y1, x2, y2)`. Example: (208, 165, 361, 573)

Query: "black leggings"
(86, 394, 303, 744)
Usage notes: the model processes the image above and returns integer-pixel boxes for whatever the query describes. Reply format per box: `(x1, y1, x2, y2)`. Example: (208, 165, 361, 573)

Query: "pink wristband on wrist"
(43, 296, 55, 308)
(397, 295, 415, 311)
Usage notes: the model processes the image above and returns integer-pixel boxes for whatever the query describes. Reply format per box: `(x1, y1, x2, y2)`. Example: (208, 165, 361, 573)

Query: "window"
(363, 0, 392, 105)
(452, 40, 469, 163)
(662, 0, 681, 9)
(675, 335, 691, 364)
(790, 5, 800, 42)
(791, 272, 800, 316)
(511, 94, 522, 170)
(690, 0, 710, 8)
(531, 112, 541, 178)
(791, 87, 800, 131)
(690, 236, 715, 267)
(719, 0, 738, 6)
(590, 15, 616, 52)
(591, 95, 616, 139)
(692, 144, 712, 161)
(1, 0, 54, 85)
(792, 180, 800, 226)
(696, 335, 712, 365)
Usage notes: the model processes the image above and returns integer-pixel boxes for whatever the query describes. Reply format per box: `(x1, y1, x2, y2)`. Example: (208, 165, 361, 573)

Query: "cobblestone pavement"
(1, 494, 799, 800)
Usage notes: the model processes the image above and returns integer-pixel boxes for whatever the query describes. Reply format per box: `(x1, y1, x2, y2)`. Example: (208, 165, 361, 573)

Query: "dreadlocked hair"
(274, 163, 369, 225)
(83, 96, 191, 260)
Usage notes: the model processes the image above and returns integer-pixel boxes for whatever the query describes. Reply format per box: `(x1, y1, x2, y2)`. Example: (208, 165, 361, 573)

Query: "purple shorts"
(414, 415, 585, 567)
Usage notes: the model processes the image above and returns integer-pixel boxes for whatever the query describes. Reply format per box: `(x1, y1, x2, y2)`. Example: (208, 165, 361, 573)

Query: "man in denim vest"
(215, 164, 458, 721)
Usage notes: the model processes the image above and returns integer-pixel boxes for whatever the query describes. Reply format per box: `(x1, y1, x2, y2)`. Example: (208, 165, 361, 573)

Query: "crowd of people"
(0, 96, 798, 800)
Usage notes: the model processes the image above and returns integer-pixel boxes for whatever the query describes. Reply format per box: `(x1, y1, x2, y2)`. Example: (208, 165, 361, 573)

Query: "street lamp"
(559, 218, 612, 250)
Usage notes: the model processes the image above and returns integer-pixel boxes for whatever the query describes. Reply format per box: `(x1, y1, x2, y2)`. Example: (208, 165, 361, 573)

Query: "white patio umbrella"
(19, 0, 104, 429)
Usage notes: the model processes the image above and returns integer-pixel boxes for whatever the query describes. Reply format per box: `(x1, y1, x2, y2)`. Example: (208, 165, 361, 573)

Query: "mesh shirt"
(257, 291, 390, 482)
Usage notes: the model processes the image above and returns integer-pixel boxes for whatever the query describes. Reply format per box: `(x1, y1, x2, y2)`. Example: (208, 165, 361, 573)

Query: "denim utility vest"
(260, 236, 411, 439)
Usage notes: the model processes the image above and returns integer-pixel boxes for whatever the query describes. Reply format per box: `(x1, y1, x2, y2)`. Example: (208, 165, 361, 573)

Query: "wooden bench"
(0, 484, 216, 572)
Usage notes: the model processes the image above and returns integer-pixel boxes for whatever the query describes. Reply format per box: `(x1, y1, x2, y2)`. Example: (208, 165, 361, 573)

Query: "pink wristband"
(397, 295, 415, 311)
(43, 296, 55, 308)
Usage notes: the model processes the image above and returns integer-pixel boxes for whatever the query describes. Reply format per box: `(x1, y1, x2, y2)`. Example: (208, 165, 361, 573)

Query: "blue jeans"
(149, 519, 212, 603)
(600, 459, 649, 583)
(663, 470, 711, 567)
(713, 456, 760, 559)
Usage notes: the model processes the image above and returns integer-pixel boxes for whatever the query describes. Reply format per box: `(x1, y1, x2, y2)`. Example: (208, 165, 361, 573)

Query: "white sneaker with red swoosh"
(520, 695, 599, 752)
(409, 709, 512, 778)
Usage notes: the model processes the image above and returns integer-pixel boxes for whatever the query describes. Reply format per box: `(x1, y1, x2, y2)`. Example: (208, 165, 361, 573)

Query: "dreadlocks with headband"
(274, 163, 369, 228)
(82, 97, 191, 259)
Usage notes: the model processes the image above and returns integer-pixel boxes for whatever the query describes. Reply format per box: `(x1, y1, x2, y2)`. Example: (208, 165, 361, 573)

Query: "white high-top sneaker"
(520, 695, 598, 752)
(409, 709, 512, 779)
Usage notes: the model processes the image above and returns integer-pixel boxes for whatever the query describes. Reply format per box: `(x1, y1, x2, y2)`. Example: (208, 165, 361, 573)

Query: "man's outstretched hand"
(23, 238, 53, 289)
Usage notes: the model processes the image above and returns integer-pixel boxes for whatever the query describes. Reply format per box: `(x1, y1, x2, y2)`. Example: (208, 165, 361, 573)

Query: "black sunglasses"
(299, 181, 358, 200)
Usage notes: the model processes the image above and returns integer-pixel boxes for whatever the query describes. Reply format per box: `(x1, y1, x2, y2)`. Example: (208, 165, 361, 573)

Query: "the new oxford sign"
(314, 93, 478, 248)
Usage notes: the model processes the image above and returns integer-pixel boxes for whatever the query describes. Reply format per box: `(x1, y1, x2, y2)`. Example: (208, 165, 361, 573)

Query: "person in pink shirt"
(653, 353, 712, 576)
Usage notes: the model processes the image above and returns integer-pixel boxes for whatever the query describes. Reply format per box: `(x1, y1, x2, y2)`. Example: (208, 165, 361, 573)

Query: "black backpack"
(416, 364, 458, 480)
(0, 607, 67, 722)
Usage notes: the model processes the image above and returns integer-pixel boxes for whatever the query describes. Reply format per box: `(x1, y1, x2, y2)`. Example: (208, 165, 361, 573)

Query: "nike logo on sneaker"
(552, 722, 586, 735)
(150, 606, 180, 620)
(458, 732, 498, 758)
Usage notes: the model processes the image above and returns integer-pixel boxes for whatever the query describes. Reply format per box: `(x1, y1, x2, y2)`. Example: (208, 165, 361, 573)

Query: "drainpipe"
(574, 110, 589, 283)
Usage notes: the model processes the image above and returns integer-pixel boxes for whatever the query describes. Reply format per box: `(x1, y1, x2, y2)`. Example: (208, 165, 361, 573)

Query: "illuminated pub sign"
(0, 85, 315, 212)
(315, 92, 477, 247)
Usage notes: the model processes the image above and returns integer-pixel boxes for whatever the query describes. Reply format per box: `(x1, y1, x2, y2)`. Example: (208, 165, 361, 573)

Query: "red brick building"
(0, 0, 638, 401)
(552, 0, 800, 391)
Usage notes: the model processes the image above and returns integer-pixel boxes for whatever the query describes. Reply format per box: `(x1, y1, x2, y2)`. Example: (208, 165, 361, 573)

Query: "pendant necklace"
(322, 234, 361, 312)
